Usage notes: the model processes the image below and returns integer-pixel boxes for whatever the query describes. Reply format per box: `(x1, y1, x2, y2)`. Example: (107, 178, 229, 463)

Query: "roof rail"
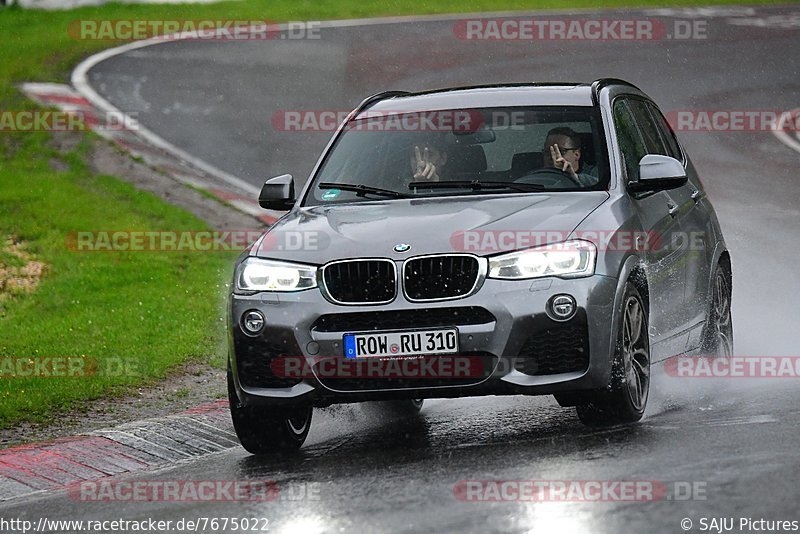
(399, 82, 586, 98)
(354, 90, 410, 114)
(590, 78, 642, 105)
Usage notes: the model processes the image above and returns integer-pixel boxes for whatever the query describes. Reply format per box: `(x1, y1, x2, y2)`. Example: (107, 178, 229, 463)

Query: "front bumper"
(228, 274, 618, 407)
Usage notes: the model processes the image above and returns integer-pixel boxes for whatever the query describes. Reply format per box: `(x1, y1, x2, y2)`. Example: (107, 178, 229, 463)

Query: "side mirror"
(258, 174, 295, 211)
(628, 154, 688, 193)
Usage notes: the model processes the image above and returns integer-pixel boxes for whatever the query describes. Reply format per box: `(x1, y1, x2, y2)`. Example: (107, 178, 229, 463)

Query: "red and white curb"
(21, 82, 283, 226)
(0, 400, 235, 502)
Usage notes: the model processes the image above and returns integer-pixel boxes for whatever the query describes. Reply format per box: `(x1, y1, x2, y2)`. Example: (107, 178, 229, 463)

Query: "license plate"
(343, 328, 459, 358)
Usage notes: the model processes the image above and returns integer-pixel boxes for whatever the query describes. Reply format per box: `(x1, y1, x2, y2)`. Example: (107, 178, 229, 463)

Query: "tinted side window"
(645, 102, 683, 162)
(612, 100, 647, 181)
(628, 99, 669, 156)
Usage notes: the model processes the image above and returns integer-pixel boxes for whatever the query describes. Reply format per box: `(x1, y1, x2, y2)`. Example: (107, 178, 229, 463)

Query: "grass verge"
(0, 133, 236, 427)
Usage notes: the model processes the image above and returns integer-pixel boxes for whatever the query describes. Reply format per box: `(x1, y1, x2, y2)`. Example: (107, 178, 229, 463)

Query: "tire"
(227, 365, 312, 454)
(701, 258, 733, 358)
(576, 282, 650, 426)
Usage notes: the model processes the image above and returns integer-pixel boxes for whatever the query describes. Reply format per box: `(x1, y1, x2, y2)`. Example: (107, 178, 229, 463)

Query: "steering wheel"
(517, 167, 582, 188)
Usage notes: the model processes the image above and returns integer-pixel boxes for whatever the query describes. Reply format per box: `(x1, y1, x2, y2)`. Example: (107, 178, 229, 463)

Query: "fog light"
(548, 294, 577, 321)
(242, 310, 265, 335)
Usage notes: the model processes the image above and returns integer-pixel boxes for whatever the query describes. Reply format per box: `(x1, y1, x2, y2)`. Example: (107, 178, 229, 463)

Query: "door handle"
(667, 202, 679, 217)
(690, 189, 704, 202)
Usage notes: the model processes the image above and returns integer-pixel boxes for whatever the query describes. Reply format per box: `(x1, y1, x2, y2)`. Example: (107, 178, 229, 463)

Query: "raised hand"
(413, 145, 440, 181)
(549, 144, 578, 179)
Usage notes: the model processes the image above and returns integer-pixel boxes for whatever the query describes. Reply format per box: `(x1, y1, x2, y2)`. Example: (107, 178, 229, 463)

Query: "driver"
(542, 127, 598, 186)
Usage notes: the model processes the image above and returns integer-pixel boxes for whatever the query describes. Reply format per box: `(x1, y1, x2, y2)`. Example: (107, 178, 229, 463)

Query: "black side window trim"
(611, 95, 673, 199)
(611, 97, 647, 183)
(643, 101, 686, 165)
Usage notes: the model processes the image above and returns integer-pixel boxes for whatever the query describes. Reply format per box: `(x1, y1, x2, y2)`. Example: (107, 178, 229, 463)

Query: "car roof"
(360, 83, 595, 116)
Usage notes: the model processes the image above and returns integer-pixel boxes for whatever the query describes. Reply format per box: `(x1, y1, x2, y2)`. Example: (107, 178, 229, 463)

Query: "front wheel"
(227, 366, 312, 454)
(701, 259, 733, 357)
(576, 282, 650, 426)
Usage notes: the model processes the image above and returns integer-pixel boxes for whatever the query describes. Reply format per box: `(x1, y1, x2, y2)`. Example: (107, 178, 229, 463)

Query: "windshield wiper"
(319, 182, 412, 199)
(408, 180, 545, 192)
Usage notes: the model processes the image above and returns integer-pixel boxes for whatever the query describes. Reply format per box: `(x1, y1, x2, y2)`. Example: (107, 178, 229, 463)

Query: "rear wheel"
(576, 282, 650, 426)
(701, 259, 733, 357)
(227, 365, 312, 454)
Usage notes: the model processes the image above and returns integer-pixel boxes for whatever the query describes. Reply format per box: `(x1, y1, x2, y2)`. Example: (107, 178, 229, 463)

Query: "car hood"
(253, 192, 610, 264)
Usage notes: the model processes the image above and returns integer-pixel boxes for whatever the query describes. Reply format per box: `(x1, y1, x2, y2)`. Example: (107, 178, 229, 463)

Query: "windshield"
(305, 106, 608, 205)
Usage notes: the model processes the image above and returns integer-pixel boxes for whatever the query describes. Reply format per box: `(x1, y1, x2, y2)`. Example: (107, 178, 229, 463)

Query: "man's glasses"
(556, 145, 580, 152)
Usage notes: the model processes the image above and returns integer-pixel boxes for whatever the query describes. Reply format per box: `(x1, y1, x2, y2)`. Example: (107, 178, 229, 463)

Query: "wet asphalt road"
(5, 5, 800, 533)
(3, 379, 800, 533)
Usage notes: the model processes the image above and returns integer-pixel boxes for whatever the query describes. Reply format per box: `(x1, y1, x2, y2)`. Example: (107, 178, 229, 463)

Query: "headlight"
(488, 240, 596, 280)
(235, 258, 317, 292)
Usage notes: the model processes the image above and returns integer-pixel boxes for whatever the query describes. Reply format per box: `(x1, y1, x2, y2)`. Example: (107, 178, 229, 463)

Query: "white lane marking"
(72, 43, 260, 197)
(696, 414, 778, 427)
(727, 12, 800, 29)
(645, 7, 756, 18)
(19, 81, 84, 97)
(645, 414, 779, 430)
(229, 198, 268, 217)
(772, 108, 800, 154)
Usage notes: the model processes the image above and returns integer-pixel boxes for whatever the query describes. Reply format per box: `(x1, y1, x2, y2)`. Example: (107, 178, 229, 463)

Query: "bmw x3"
(227, 79, 733, 453)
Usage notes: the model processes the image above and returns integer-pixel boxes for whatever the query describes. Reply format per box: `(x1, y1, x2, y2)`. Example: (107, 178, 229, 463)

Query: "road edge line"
(71, 42, 260, 197)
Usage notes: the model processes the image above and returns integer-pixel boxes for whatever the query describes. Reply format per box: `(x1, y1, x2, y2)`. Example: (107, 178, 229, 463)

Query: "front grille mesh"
(323, 260, 396, 304)
(404, 255, 480, 300)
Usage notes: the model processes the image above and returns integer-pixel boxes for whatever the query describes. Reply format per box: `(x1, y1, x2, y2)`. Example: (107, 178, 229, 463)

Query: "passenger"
(410, 141, 448, 182)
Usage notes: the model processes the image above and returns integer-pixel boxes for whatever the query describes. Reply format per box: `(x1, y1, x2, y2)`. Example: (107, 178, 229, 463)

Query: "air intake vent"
(514, 321, 589, 376)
